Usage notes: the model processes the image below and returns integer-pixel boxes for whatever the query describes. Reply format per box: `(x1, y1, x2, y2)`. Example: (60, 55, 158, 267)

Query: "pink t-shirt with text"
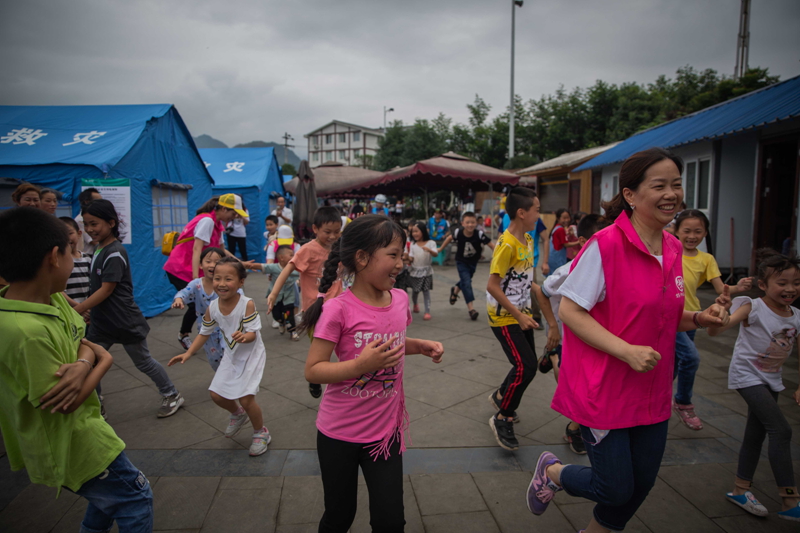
(314, 289, 412, 449)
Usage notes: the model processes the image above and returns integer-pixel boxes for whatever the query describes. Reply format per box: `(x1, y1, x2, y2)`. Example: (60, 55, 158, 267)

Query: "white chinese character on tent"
(224, 162, 245, 172)
(204, 162, 211, 168)
(1, 128, 48, 145)
(63, 131, 107, 146)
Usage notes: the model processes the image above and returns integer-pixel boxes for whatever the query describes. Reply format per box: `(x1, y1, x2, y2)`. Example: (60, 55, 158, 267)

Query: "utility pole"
(281, 132, 295, 168)
(383, 106, 394, 130)
(509, 0, 523, 162)
(734, 0, 751, 80)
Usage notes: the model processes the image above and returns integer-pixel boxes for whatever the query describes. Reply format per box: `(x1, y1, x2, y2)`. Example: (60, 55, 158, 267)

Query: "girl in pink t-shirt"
(298, 215, 444, 532)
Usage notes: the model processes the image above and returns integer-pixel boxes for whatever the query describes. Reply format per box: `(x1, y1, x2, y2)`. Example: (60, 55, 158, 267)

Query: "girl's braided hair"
(298, 214, 405, 334)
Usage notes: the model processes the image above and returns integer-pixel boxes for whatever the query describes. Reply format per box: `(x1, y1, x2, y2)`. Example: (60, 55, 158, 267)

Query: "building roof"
(304, 120, 384, 138)
(516, 142, 620, 176)
(574, 74, 800, 171)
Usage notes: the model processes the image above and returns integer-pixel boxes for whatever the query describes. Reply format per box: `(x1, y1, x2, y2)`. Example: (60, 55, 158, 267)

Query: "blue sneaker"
(778, 502, 800, 522)
(725, 491, 767, 517)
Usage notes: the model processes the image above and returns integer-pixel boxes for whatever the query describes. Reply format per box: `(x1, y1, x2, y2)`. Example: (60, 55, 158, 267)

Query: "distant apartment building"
(305, 120, 384, 168)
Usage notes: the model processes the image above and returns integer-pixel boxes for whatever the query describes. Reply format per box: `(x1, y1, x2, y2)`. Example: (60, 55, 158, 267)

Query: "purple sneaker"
(526, 451, 563, 515)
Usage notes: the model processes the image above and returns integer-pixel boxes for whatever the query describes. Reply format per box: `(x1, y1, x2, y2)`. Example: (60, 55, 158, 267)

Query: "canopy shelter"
(202, 147, 284, 262)
(284, 161, 384, 198)
(0, 104, 214, 316)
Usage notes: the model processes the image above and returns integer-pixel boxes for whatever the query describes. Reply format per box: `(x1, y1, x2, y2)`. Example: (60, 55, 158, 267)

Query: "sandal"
(469, 309, 479, 321)
(449, 286, 459, 305)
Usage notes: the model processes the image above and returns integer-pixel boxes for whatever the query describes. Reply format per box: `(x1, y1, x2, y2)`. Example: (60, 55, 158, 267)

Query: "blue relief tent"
(0, 104, 214, 316)
(202, 147, 285, 263)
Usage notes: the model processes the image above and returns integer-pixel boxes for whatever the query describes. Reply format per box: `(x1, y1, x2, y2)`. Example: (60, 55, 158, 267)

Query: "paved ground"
(2, 261, 800, 532)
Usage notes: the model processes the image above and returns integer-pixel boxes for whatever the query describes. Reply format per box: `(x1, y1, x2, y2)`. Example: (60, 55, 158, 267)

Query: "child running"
(0, 207, 153, 532)
(169, 258, 270, 456)
(268, 206, 343, 398)
(72, 200, 184, 418)
(673, 210, 752, 430)
(171, 247, 229, 371)
(299, 214, 444, 531)
(486, 187, 553, 450)
(709, 249, 800, 522)
(59, 217, 92, 304)
(407, 221, 439, 320)
(245, 245, 301, 340)
(440, 211, 495, 321)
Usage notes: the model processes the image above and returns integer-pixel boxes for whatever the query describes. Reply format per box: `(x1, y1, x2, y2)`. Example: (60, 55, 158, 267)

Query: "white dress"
(201, 295, 267, 399)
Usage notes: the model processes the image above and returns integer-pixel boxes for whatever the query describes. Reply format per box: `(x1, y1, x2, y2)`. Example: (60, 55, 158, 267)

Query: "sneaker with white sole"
(673, 401, 703, 430)
(725, 491, 768, 517)
(779, 502, 800, 522)
(291, 331, 300, 341)
(278, 322, 286, 334)
(271, 319, 279, 329)
(249, 427, 271, 456)
(157, 392, 184, 418)
(224, 409, 249, 438)
(178, 334, 192, 350)
(489, 415, 519, 451)
(526, 451, 563, 515)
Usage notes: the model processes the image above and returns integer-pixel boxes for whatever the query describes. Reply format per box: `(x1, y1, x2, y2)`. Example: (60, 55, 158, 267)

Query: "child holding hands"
(245, 245, 301, 340)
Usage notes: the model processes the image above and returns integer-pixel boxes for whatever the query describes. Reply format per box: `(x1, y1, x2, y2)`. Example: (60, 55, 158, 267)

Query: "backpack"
(161, 232, 194, 256)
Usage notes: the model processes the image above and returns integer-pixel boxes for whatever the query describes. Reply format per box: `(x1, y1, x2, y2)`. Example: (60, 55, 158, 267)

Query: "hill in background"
(193, 136, 302, 169)
(193, 134, 228, 148)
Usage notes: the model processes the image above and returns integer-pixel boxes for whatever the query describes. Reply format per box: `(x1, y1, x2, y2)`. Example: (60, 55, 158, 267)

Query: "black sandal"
(449, 286, 459, 305)
(469, 309, 479, 321)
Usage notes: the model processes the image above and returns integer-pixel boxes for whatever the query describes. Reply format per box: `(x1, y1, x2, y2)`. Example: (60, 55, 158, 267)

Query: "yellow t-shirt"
(682, 250, 722, 311)
(486, 230, 534, 327)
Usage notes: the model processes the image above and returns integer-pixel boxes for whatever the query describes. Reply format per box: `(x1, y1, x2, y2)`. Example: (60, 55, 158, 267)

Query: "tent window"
(151, 186, 189, 247)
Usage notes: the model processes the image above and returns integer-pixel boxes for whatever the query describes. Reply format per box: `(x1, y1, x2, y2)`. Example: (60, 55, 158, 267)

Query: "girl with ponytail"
(300, 214, 444, 532)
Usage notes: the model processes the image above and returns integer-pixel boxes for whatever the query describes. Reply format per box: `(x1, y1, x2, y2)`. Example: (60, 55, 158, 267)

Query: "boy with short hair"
(267, 206, 343, 397)
(0, 207, 153, 532)
(440, 211, 495, 321)
(486, 188, 558, 451)
(264, 214, 279, 251)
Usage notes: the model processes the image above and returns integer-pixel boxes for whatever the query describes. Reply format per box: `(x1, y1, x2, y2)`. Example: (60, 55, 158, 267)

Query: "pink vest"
(550, 211, 684, 429)
(163, 212, 225, 282)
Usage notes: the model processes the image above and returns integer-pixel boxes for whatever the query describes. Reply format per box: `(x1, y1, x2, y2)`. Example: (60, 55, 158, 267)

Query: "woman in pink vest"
(164, 194, 246, 348)
(526, 148, 729, 532)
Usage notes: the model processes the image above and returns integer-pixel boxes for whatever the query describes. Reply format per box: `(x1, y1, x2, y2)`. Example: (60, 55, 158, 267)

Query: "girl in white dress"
(169, 258, 270, 456)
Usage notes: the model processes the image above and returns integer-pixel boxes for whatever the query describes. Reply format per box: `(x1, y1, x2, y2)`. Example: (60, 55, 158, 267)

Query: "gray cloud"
(1, 0, 798, 159)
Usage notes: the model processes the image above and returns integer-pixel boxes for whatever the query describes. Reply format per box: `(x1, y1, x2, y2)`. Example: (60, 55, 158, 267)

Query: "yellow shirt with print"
(682, 250, 721, 312)
(486, 230, 534, 327)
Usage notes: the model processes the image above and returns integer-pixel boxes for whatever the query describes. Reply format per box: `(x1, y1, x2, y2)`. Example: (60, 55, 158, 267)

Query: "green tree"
(373, 120, 408, 171)
(281, 163, 296, 176)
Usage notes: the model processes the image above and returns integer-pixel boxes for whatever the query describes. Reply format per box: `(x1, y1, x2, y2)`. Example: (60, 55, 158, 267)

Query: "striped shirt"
(65, 253, 91, 302)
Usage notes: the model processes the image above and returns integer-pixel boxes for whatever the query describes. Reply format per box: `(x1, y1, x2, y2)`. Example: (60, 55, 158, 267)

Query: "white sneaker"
(271, 319, 279, 329)
(249, 428, 271, 456)
(278, 322, 286, 334)
(291, 331, 301, 341)
(224, 409, 249, 438)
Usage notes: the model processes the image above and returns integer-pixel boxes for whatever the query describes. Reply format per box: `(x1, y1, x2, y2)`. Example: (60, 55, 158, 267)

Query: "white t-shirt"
(194, 217, 215, 244)
(228, 209, 249, 238)
(272, 206, 293, 224)
(728, 297, 800, 392)
(559, 240, 662, 312)
(542, 260, 571, 336)
(409, 240, 438, 277)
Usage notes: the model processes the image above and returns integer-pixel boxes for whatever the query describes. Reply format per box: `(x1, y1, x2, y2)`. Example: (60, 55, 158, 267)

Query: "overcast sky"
(2, 0, 798, 159)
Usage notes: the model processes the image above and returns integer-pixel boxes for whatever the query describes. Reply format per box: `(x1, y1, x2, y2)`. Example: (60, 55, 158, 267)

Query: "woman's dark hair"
(755, 248, 800, 283)
(78, 187, 100, 207)
(412, 221, 430, 242)
(602, 147, 684, 221)
(196, 196, 220, 215)
(11, 182, 41, 204)
(298, 215, 405, 334)
(59, 216, 80, 232)
(82, 199, 124, 240)
(214, 256, 247, 279)
(674, 209, 710, 234)
(0, 207, 69, 282)
(200, 247, 225, 263)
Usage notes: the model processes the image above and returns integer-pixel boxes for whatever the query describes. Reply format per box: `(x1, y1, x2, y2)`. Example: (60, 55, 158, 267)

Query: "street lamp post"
(384, 106, 395, 130)
(509, 0, 523, 162)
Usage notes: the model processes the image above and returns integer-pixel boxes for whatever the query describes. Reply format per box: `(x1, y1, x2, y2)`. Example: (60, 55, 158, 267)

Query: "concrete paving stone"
(690, 375, 735, 397)
(160, 449, 288, 477)
(281, 450, 321, 477)
(100, 366, 152, 394)
(219, 476, 283, 489)
(264, 377, 322, 409)
(522, 413, 580, 445)
(185, 434, 248, 450)
(101, 383, 167, 425)
(401, 362, 435, 380)
(435, 317, 499, 335)
(695, 363, 731, 381)
(124, 450, 177, 477)
(112, 409, 222, 450)
(49, 498, 117, 533)
(441, 354, 520, 387)
(692, 395, 743, 418)
(276, 525, 317, 533)
(277, 476, 325, 525)
(186, 390, 307, 430)
(404, 395, 440, 422)
(199, 483, 282, 533)
(703, 415, 748, 439)
(403, 370, 493, 409)
(152, 476, 220, 530)
(234, 408, 319, 450)
(556, 502, 652, 533)
(473, 471, 577, 533)
(0, 455, 31, 514)
(703, 392, 750, 417)
(411, 473, 488, 516)
(404, 324, 462, 344)
(161, 365, 218, 408)
(260, 355, 308, 387)
(661, 438, 739, 466)
(407, 410, 536, 448)
(514, 444, 592, 471)
(403, 447, 521, 475)
(421, 511, 501, 533)
(713, 513, 800, 533)
(667, 413, 729, 440)
(635, 477, 726, 532)
(0, 483, 79, 533)
(719, 459, 800, 491)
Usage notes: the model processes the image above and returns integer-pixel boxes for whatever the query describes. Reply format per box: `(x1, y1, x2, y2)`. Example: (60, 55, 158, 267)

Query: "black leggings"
(317, 431, 404, 532)
(271, 300, 296, 331)
(167, 272, 196, 336)
(492, 324, 537, 418)
(227, 236, 248, 261)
